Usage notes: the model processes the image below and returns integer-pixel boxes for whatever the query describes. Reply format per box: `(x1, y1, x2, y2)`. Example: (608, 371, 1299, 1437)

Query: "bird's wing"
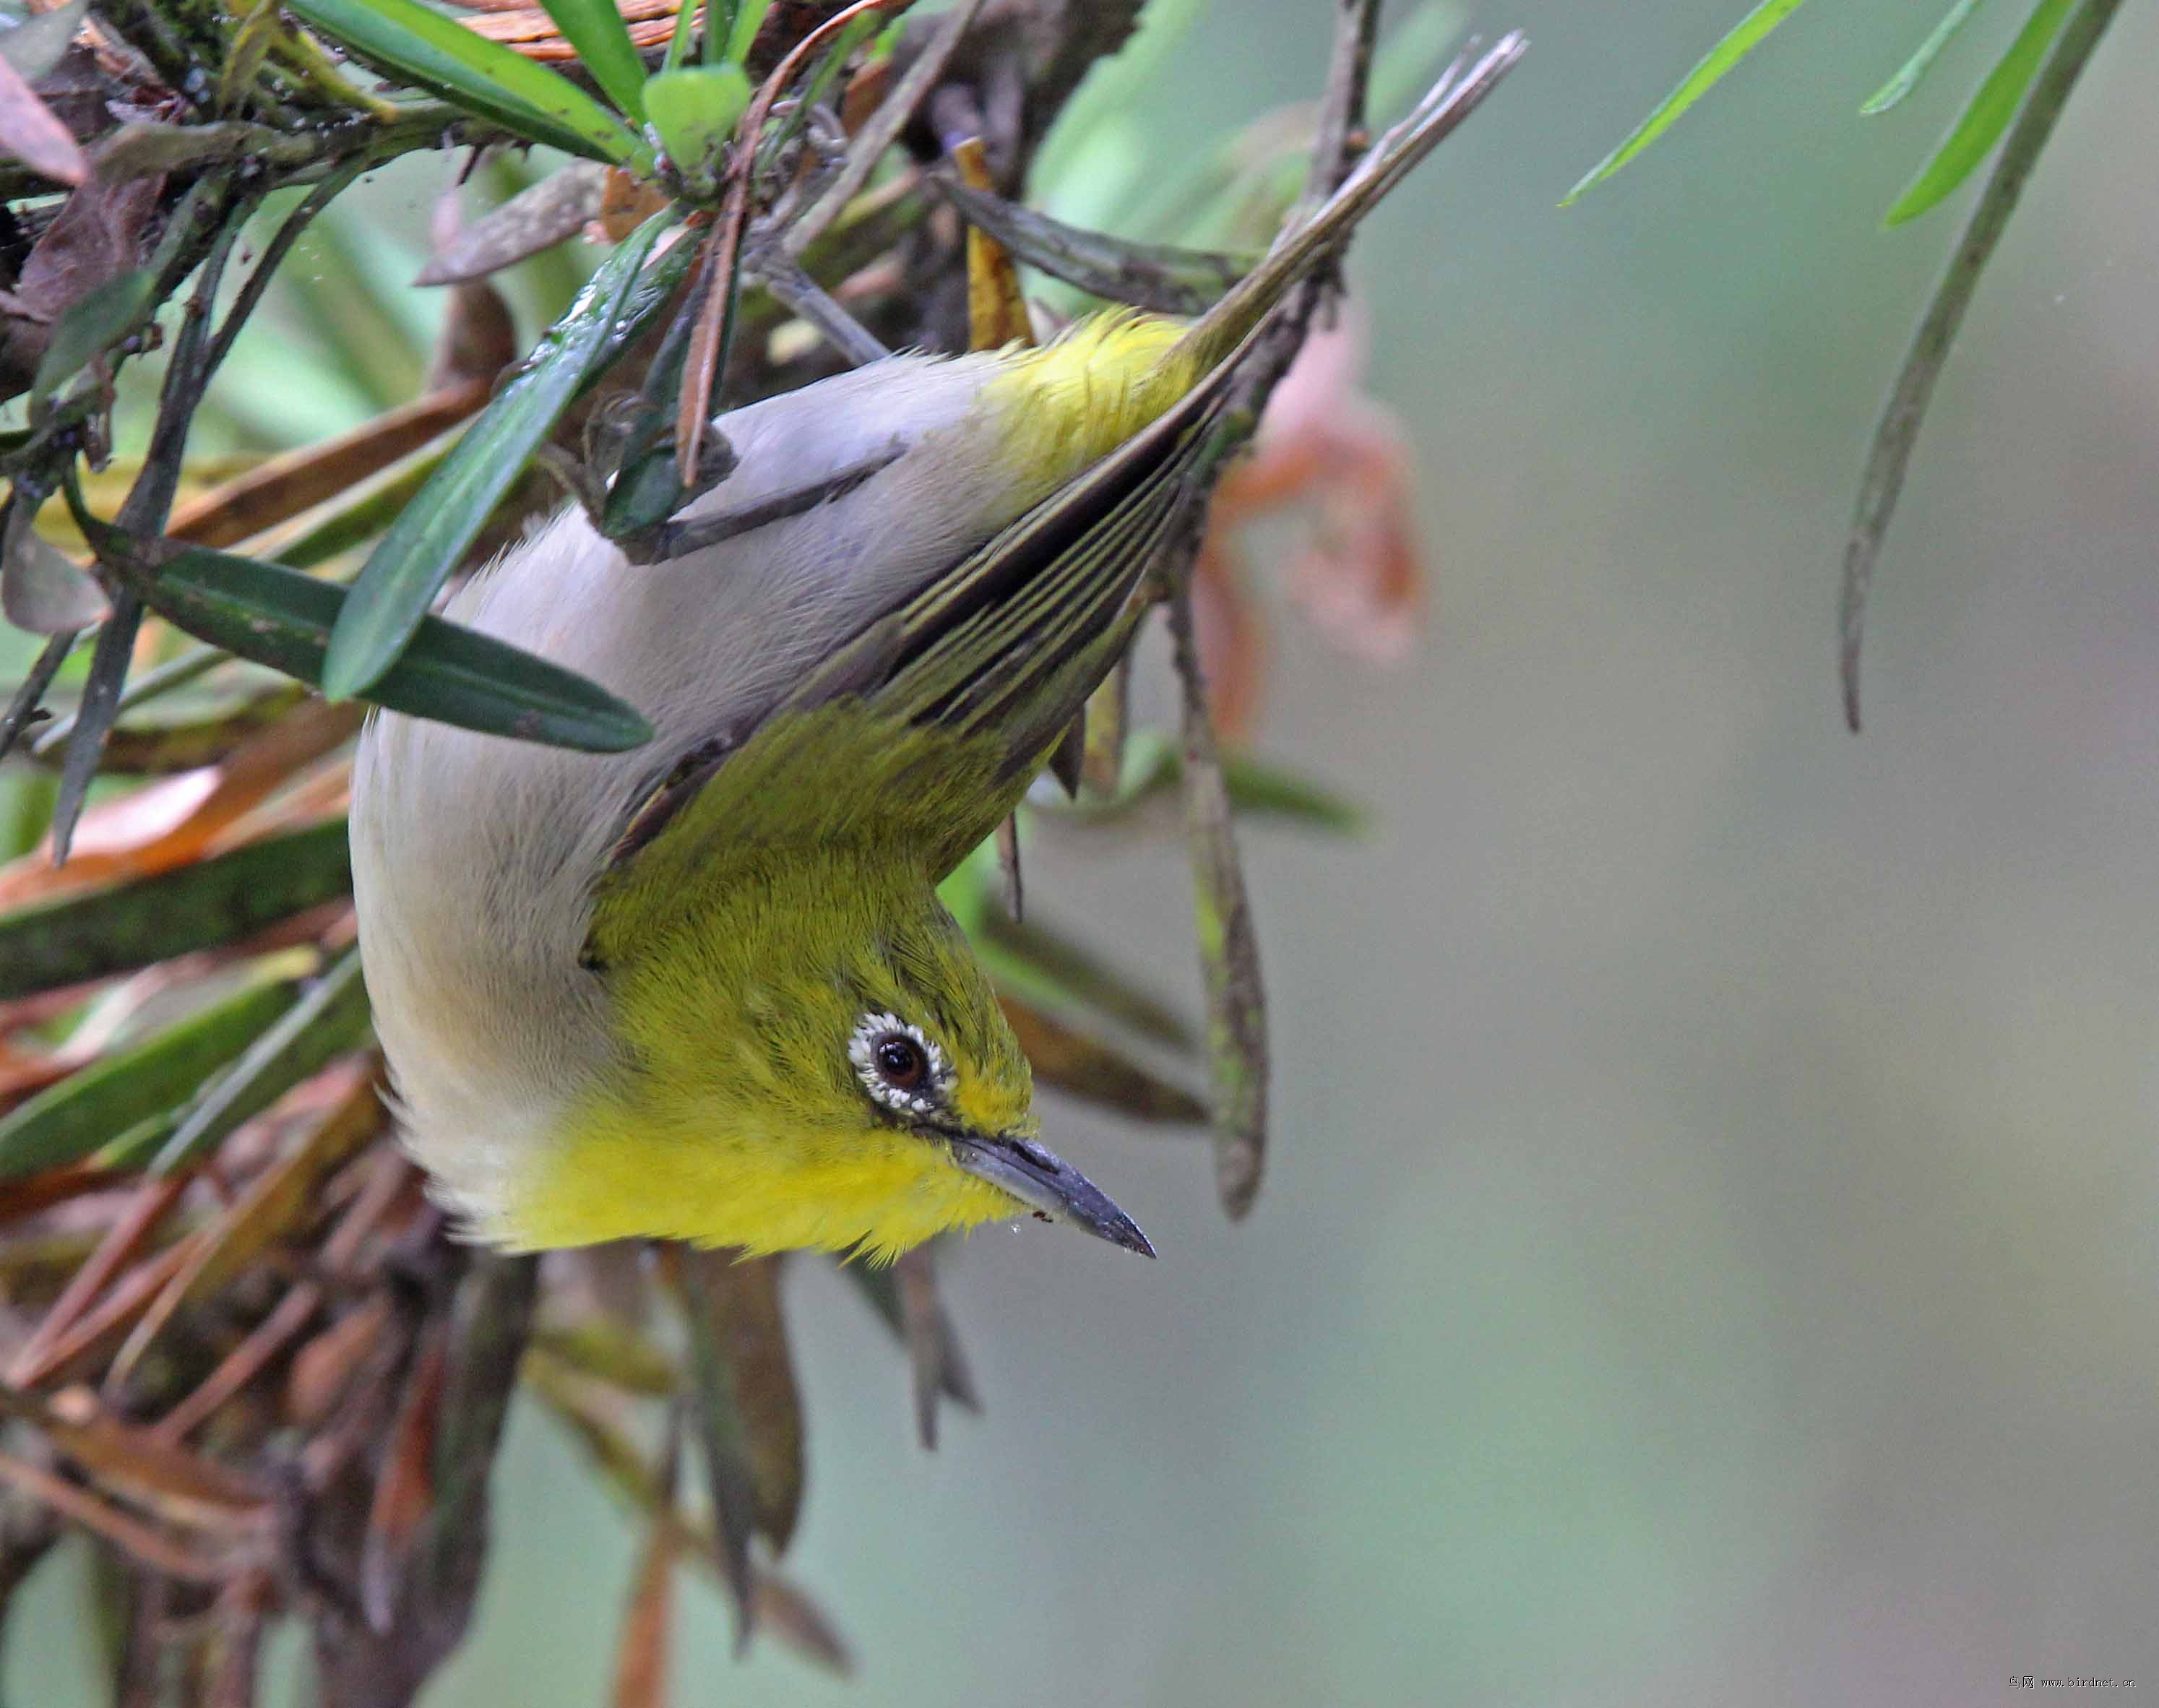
(585, 348, 1244, 950)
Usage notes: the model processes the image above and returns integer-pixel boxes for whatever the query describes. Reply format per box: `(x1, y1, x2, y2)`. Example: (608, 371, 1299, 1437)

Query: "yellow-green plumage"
(348, 58, 1501, 1259)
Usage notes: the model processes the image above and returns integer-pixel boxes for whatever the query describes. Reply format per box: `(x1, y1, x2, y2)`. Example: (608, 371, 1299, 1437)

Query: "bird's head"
(514, 858, 1152, 1264)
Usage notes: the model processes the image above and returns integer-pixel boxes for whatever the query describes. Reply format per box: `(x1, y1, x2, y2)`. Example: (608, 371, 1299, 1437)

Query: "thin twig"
(785, 0, 986, 257)
(752, 250, 891, 365)
(677, 0, 915, 474)
(1839, 0, 2124, 730)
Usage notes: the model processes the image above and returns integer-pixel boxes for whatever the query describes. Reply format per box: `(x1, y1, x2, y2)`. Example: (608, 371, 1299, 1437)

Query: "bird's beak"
(942, 1130, 1155, 1257)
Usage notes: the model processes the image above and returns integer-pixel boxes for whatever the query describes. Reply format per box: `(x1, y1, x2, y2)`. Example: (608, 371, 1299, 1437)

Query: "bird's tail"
(1174, 30, 1528, 376)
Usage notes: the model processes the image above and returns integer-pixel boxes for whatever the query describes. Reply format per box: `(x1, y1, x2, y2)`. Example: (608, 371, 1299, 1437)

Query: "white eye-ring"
(849, 1012, 950, 1118)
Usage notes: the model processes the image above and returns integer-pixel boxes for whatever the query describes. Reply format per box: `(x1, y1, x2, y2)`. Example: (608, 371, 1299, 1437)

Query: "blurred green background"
(18, 0, 2159, 1700)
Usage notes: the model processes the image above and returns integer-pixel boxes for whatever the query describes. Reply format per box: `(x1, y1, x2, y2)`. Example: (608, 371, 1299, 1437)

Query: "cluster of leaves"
(0, 0, 1452, 1699)
(1566, 0, 2126, 728)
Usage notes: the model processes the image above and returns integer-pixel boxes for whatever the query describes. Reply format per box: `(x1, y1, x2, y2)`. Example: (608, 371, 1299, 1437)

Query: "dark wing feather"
(598, 344, 1245, 890)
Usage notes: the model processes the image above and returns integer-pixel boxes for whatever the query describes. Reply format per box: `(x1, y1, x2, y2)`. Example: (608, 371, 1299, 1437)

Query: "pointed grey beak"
(942, 1131, 1155, 1257)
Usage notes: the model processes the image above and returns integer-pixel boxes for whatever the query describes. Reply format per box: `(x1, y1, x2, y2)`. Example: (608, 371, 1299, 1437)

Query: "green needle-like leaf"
(1861, 0, 1986, 114)
(1562, 0, 1815, 205)
(144, 548, 655, 754)
(321, 212, 677, 702)
(152, 948, 371, 1176)
(1882, 0, 2072, 226)
(286, 0, 650, 167)
(31, 268, 155, 405)
(0, 976, 301, 1183)
(0, 820, 353, 1001)
(538, 0, 649, 120)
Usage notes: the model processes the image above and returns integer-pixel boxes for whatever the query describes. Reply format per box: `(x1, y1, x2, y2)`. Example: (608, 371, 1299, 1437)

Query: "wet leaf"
(287, 0, 650, 166)
(0, 44, 84, 186)
(142, 547, 655, 754)
(322, 211, 676, 700)
(1000, 994, 1207, 1125)
(0, 975, 300, 1183)
(1883, 0, 2072, 226)
(0, 818, 350, 1002)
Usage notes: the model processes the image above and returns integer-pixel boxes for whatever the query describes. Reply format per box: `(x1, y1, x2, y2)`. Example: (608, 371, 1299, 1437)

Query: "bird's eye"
(872, 1032, 925, 1091)
(849, 1012, 949, 1116)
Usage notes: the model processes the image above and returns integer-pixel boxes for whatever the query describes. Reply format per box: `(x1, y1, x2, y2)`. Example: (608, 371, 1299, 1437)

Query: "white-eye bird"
(349, 51, 1512, 1261)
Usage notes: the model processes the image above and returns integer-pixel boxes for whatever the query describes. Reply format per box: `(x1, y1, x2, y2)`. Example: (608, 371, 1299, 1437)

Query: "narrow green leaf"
(645, 64, 751, 174)
(30, 268, 155, 405)
(48, 594, 142, 864)
(0, 0, 91, 83)
(0, 977, 300, 1183)
(151, 948, 371, 1175)
(322, 212, 677, 701)
(1861, 0, 1986, 113)
(679, 1251, 759, 1650)
(286, 0, 650, 166)
(0, 819, 352, 1001)
(144, 548, 655, 754)
(723, 0, 769, 66)
(1561, 0, 1814, 205)
(1882, 0, 2073, 226)
(1842, 0, 2125, 728)
(537, 0, 648, 119)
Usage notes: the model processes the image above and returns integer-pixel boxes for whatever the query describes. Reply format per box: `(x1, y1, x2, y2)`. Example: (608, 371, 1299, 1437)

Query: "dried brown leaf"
(0, 46, 85, 186)
(0, 1446, 225, 1582)
(893, 1243, 978, 1449)
(0, 173, 158, 389)
(165, 383, 494, 552)
(108, 1060, 383, 1388)
(701, 1254, 803, 1552)
(0, 697, 361, 910)
(9, 1172, 189, 1384)
(361, 1317, 447, 1633)
(16, 1386, 265, 1527)
(285, 1293, 392, 1428)
(1000, 994, 1208, 1124)
(6, 1232, 198, 1388)
(155, 1280, 322, 1442)
(610, 1511, 680, 1708)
